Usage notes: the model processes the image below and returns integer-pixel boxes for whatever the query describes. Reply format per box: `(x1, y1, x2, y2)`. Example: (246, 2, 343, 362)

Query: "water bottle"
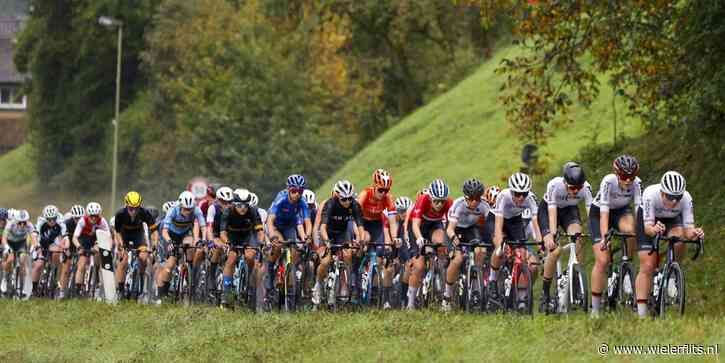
(652, 272, 662, 298)
(504, 276, 512, 297)
(607, 271, 618, 297)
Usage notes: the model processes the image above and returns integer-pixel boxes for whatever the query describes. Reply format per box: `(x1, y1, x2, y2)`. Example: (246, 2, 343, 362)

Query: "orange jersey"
(358, 186, 396, 221)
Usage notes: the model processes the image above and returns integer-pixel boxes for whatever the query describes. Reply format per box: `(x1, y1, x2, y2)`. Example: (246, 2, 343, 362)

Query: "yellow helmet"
(124, 191, 143, 208)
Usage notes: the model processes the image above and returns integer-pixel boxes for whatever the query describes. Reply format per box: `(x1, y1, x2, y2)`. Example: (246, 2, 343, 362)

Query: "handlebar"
(457, 239, 493, 249)
(600, 229, 636, 252)
(649, 234, 704, 261)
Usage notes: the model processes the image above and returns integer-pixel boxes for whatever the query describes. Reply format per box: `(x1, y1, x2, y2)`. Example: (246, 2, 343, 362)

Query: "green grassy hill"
(319, 46, 640, 198)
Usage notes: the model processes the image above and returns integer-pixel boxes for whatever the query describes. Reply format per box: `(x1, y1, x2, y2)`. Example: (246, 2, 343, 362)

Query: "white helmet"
(234, 188, 252, 204)
(249, 192, 259, 208)
(162, 201, 178, 214)
(216, 186, 234, 202)
(86, 202, 102, 216)
(661, 171, 686, 196)
(178, 191, 195, 209)
(394, 196, 412, 211)
(508, 172, 532, 193)
(70, 204, 85, 218)
(16, 209, 30, 222)
(42, 205, 59, 219)
(333, 180, 355, 199)
(8, 208, 18, 221)
(302, 189, 316, 204)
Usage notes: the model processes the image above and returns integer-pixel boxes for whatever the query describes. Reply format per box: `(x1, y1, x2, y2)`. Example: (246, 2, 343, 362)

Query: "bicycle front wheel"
(619, 262, 636, 313)
(660, 262, 686, 318)
(571, 264, 589, 313)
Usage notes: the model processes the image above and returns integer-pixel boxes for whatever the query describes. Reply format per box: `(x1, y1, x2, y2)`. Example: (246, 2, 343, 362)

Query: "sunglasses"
(233, 202, 249, 208)
(340, 197, 353, 203)
(432, 198, 446, 205)
(182, 207, 193, 213)
(567, 185, 582, 192)
(664, 193, 683, 202)
(377, 188, 390, 194)
(464, 195, 482, 202)
(617, 175, 636, 183)
(127, 206, 139, 212)
(289, 188, 304, 195)
(512, 191, 529, 198)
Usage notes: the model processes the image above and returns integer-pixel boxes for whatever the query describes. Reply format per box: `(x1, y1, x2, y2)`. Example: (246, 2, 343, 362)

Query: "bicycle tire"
(462, 264, 472, 312)
(48, 265, 59, 299)
(88, 265, 98, 300)
(373, 267, 384, 309)
(605, 264, 619, 312)
(571, 263, 589, 313)
(660, 262, 686, 318)
(470, 266, 485, 314)
(479, 264, 490, 314)
(619, 262, 636, 313)
(283, 263, 296, 312)
(14, 263, 23, 300)
(519, 264, 533, 316)
(493, 265, 511, 312)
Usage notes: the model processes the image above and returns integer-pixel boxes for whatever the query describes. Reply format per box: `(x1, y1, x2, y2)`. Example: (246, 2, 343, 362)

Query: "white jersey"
(3, 220, 35, 243)
(447, 197, 490, 228)
(492, 189, 539, 219)
(641, 184, 694, 226)
(592, 174, 642, 212)
(543, 177, 593, 210)
(258, 208, 268, 224)
(206, 203, 220, 225)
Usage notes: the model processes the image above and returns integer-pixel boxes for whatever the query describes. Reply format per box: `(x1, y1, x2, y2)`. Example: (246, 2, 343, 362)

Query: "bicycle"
(35, 248, 64, 299)
(359, 242, 389, 309)
(493, 239, 542, 315)
(414, 240, 446, 309)
(228, 245, 261, 310)
(455, 239, 492, 313)
(550, 232, 589, 314)
(121, 244, 147, 301)
(266, 239, 306, 312)
(4, 249, 29, 300)
(168, 244, 199, 306)
(600, 229, 637, 313)
(79, 248, 101, 300)
(647, 234, 703, 318)
(321, 242, 357, 312)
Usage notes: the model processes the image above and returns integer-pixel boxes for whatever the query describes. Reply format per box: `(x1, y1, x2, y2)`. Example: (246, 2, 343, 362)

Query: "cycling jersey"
(641, 184, 694, 226)
(321, 196, 363, 235)
(492, 189, 539, 219)
(206, 202, 225, 238)
(114, 207, 155, 240)
(163, 206, 206, 235)
(307, 205, 318, 227)
(592, 174, 642, 212)
(543, 176, 593, 210)
(411, 193, 453, 222)
(35, 217, 66, 247)
(73, 216, 110, 238)
(63, 217, 79, 249)
(258, 208, 268, 224)
(359, 186, 396, 221)
(447, 197, 489, 228)
(198, 198, 214, 217)
(220, 207, 263, 241)
(269, 190, 309, 228)
(3, 220, 35, 243)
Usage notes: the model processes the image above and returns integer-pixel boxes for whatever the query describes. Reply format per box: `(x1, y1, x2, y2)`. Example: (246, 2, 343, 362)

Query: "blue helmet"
(0, 208, 7, 220)
(287, 174, 306, 189)
(429, 179, 449, 200)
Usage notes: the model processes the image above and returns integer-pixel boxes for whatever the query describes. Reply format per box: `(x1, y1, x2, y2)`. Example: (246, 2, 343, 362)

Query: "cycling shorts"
(588, 204, 633, 243)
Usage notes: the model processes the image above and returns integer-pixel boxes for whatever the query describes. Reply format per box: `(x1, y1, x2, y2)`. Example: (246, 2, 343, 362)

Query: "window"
(0, 85, 26, 109)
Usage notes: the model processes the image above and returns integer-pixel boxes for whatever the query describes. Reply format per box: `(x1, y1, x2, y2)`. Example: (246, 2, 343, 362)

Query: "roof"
(0, 38, 23, 83)
(0, 0, 29, 18)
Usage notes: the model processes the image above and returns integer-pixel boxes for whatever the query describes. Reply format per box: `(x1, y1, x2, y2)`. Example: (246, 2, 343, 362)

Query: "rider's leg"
(115, 247, 129, 291)
(222, 250, 237, 297)
(156, 254, 177, 297)
(445, 250, 464, 300)
(591, 243, 610, 314)
(542, 243, 560, 302)
(635, 251, 657, 318)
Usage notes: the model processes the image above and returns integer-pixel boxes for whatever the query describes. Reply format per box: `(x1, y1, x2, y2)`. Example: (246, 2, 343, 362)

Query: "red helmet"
(373, 169, 392, 189)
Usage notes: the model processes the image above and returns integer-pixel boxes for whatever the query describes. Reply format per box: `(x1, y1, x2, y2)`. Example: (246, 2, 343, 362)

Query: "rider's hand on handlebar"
(393, 238, 402, 248)
(693, 227, 705, 240)
(416, 237, 425, 249)
(654, 221, 666, 235)
(451, 235, 460, 247)
(544, 234, 557, 252)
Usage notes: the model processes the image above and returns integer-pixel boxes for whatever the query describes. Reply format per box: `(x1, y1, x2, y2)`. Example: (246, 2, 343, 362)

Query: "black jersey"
(321, 197, 363, 235)
(114, 207, 155, 238)
(220, 206, 263, 237)
(37, 218, 65, 247)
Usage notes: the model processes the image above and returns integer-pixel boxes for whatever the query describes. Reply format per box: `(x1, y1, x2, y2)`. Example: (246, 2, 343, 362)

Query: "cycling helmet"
(178, 191, 195, 209)
(124, 191, 143, 208)
(162, 201, 177, 214)
(249, 192, 259, 207)
(147, 206, 159, 221)
(429, 179, 449, 200)
(16, 209, 30, 222)
(334, 180, 355, 199)
(233, 188, 251, 202)
(86, 202, 102, 216)
(661, 171, 686, 196)
(484, 185, 502, 206)
(462, 178, 485, 198)
(0, 208, 7, 220)
(8, 208, 18, 221)
(394, 196, 412, 212)
(287, 174, 306, 189)
(302, 189, 317, 204)
(373, 169, 393, 189)
(562, 162, 586, 187)
(70, 205, 85, 218)
(42, 205, 59, 219)
(216, 186, 234, 202)
(613, 154, 640, 178)
(508, 172, 532, 193)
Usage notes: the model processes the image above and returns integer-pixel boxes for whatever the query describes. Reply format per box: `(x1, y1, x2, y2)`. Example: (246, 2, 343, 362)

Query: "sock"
(542, 278, 552, 299)
(117, 282, 124, 292)
(32, 281, 38, 291)
(489, 268, 497, 282)
(223, 276, 233, 292)
(445, 283, 454, 299)
(157, 283, 169, 297)
(407, 286, 418, 308)
(591, 292, 602, 312)
(383, 287, 390, 304)
(637, 299, 647, 318)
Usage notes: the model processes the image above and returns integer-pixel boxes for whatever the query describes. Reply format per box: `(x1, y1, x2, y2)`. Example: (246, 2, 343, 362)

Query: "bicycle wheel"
(48, 265, 59, 299)
(515, 264, 533, 316)
(373, 267, 384, 309)
(618, 262, 636, 313)
(13, 264, 23, 300)
(494, 265, 512, 312)
(87, 265, 98, 300)
(605, 264, 619, 312)
(283, 263, 296, 312)
(469, 266, 484, 313)
(660, 262, 686, 318)
(570, 264, 589, 313)
(462, 265, 472, 312)
(332, 266, 347, 312)
(478, 264, 489, 314)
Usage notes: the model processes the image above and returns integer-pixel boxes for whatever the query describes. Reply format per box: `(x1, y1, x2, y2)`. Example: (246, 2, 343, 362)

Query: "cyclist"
(443, 179, 490, 311)
(487, 173, 542, 306)
(219, 189, 266, 306)
(538, 162, 593, 313)
(0, 208, 7, 233)
(198, 184, 218, 217)
(589, 155, 642, 316)
(302, 189, 318, 227)
(635, 171, 704, 318)
(31, 205, 67, 296)
(386, 196, 413, 308)
(156, 191, 207, 300)
(249, 191, 269, 241)
(58, 205, 84, 299)
(72, 202, 110, 294)
(265, 175, 312, 305)
(1, 210, 36, 298)
(312, 180, 364, 307)
(114, 191, 156, 296)
(407, 179, 453, 310)
(205, 186, 234, 282)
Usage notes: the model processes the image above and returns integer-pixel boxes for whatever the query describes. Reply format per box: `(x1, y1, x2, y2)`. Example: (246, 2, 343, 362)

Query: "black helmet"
(613, 154, 640, 178)
(563, 162, 586, 187)
(462, 178, 484, 198)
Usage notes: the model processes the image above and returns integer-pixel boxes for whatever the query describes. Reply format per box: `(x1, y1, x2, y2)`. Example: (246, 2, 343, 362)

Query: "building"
(0, 0, 29, 154)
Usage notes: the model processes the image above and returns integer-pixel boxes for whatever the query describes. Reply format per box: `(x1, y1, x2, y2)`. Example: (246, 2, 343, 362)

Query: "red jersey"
(358, 186, 396, 221)
(411, 194, 453, 222)
(198, 198, 213, 216)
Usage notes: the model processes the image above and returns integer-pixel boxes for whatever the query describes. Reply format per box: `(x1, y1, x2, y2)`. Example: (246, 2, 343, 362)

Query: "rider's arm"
(531, 216, 542, 242)
(412, 218, 423, 241)
(72, 219, 82, 248)
(446, 219, 458, 243)
(205, 205, 216, 241)
(681, 194, 703, 240)
(266, 214, 278, 240)
(1, 228, 8, 248)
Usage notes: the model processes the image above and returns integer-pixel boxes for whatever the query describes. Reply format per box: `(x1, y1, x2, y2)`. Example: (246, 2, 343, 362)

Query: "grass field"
(0, 300, 722, 362)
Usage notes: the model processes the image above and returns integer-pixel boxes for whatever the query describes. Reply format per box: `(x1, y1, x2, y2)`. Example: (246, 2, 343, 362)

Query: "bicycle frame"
(553, 233, 586, 313)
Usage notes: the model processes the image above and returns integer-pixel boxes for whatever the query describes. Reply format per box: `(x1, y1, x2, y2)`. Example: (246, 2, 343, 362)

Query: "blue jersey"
(269, 190, 309, 228)
(163, 206, 206, 235)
